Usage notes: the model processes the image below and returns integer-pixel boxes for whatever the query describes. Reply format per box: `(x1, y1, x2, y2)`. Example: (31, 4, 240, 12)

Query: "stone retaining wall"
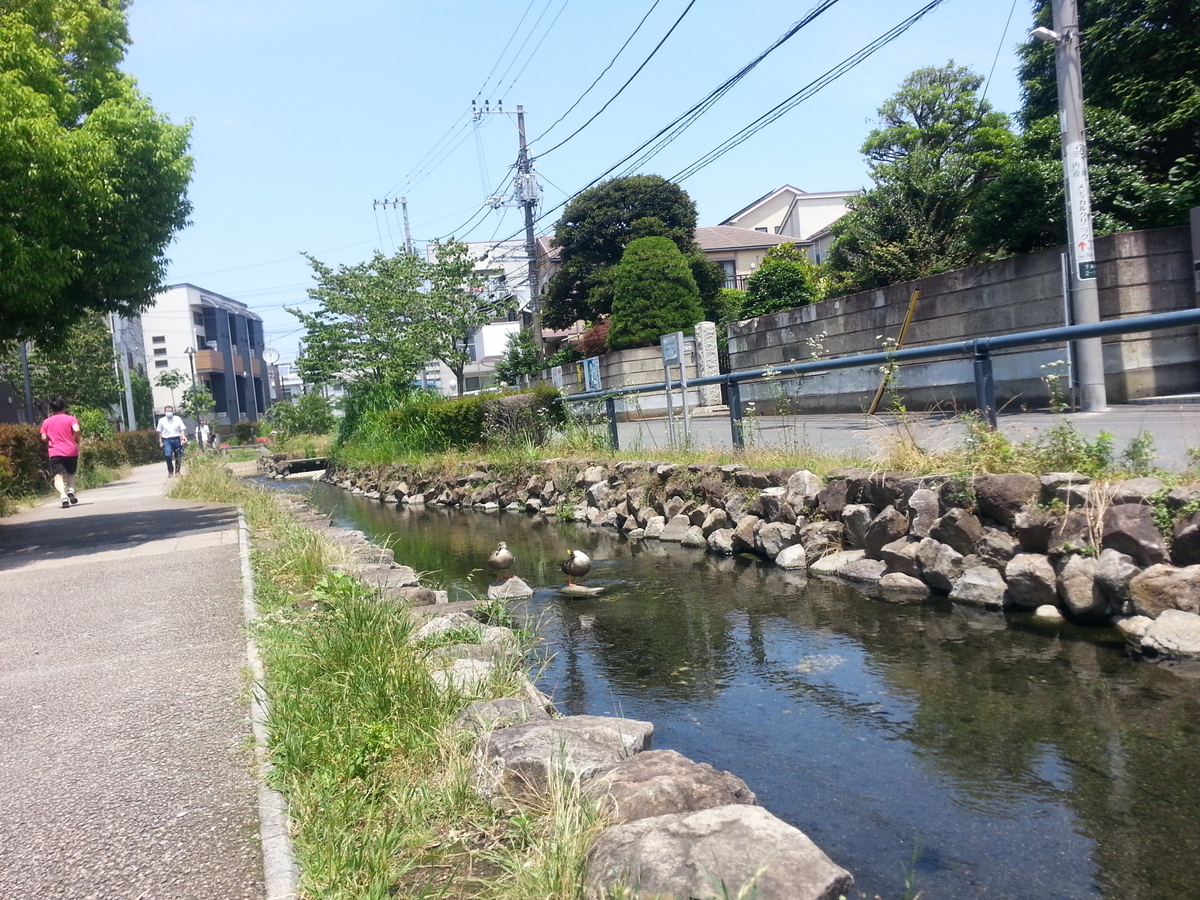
(320, 459, 1200, 663)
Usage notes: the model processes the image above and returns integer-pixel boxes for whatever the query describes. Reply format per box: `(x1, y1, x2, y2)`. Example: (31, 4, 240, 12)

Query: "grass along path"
(169, 456, 606, 900)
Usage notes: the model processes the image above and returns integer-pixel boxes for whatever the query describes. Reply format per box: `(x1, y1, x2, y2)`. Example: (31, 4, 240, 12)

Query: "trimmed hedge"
(0, 425, 45, 492)
(377, 386, 565, 454)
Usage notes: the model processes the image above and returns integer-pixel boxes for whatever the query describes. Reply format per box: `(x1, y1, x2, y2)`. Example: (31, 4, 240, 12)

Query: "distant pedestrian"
(156, 405, 188, 475)
(208, 424, 219, 449)
(196, 421, 210, 450)
(40, 396, 81, 509)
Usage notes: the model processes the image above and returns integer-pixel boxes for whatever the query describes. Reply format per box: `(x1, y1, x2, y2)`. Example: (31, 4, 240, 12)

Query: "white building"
(720, 185, 858, 264)
(133, 284, 270, 422)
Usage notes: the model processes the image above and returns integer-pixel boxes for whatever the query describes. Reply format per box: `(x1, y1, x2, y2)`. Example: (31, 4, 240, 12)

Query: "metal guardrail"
(562, 307, 1200, 450)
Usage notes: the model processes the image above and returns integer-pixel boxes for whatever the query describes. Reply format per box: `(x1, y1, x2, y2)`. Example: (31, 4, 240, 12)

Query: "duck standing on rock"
(487, 541, 515, 581)
(561, 549, 592, 586)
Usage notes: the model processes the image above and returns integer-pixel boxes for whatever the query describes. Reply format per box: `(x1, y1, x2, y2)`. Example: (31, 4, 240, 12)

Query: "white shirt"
(196, 424, 210, 442)
(156, 414, 187, 440)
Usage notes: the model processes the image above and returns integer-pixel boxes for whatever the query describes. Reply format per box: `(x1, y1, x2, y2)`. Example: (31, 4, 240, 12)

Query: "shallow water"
(298, 482, 1200, 900)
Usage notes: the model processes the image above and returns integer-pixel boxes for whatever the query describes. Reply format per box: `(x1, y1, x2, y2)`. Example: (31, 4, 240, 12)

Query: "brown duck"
(561, 549, 592, 585)
(487, 541, 515, 580)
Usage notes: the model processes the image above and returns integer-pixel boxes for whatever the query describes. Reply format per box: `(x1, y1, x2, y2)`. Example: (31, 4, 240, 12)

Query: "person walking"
(196, 421, 210, 452)
(40, 396, 82, 509)
(156, 405, 188, 476)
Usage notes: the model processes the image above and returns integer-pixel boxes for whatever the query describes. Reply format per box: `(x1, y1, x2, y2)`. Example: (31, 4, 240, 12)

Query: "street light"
(183, 346, 197, 386)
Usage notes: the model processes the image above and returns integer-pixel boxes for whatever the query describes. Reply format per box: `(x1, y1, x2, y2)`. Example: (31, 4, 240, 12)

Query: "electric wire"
(981, 0, 1020, 104)
(533, 0, 665, 144)
(496, 0, 573, 101)
(669, 0, 949, 185)
(532, 0, 700, 158)
(475, 0, 541, 102)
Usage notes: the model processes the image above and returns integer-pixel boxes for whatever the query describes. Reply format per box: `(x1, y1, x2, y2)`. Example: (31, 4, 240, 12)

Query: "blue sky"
(122, 0, 1032, 365)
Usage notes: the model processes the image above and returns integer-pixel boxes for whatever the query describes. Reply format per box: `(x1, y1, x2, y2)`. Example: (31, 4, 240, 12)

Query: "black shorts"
(49, 456, 78, 476)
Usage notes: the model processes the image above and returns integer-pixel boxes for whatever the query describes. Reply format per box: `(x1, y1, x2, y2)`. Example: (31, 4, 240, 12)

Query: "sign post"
(660, 331, 690, 447)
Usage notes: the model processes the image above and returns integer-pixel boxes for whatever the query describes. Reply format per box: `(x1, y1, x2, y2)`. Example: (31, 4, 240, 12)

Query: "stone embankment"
(273, 488, 853, 899)
(318, 458, 1200, 662)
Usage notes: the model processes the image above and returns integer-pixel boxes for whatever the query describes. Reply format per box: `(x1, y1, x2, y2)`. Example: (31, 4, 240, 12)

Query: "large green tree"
(0, 314, 121, 410)
(827, 64, 1013, 295)
(606, 236, 704, 352)
(542, 175, 703, 329)
(290, 250, 429, 390)
(0, 0, 193, 343)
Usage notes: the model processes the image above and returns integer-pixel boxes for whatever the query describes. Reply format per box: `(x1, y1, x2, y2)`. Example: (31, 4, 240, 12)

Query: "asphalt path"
(0, 464, 264, 900)
(610, 403, 1200, 471)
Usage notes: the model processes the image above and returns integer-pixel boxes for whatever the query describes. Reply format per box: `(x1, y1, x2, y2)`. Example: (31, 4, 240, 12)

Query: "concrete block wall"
(727, 225, 1197, 413)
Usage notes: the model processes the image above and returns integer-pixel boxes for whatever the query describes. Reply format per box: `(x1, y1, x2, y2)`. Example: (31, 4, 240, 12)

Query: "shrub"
(607, 236, 704, 351)
(269, 392, 336, 438)
(545, 345, 582, 367)
(81, 440, 126, 469)
(743, 256, 822, 318)
(577, 320, 610, 358)
(494, 328, 543, 384)
(75, 406, 115, 442)
(233, 422, 256, 445)
(0, 425, 45, 493)
(114, 430, 162, 464)
(482, 385, 565, 445)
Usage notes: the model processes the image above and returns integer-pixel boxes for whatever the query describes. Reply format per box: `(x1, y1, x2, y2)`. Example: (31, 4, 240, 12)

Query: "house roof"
(694, 226, 797, 253)
(719, 185, 859, 226)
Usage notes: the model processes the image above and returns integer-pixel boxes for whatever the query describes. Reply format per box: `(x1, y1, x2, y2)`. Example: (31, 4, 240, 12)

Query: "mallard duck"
(561, 549, 592, 585)
(487, 541, 515, 580)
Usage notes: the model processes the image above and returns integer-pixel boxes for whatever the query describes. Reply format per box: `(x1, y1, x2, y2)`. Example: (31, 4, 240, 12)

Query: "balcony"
(193, 349, 224, 373)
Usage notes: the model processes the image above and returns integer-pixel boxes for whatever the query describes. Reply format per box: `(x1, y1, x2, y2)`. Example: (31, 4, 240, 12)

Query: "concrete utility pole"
(515, 106, 543, 355)
(1035, 0, 1107, 411)
(401, 196, 416, 256)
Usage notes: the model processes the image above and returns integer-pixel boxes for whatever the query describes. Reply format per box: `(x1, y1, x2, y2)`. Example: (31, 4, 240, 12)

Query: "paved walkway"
(0, 464, 265, 899)
(612, 403, 1200, 471)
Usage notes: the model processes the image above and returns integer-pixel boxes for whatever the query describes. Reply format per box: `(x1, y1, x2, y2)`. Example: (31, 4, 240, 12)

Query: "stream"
(294, 481, 1200, 900)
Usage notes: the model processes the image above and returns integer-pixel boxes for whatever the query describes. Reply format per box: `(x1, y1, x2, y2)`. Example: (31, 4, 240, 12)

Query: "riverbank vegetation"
(170, 455, 607, 899)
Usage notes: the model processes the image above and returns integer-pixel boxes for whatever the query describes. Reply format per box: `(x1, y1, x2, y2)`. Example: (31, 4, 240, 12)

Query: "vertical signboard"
(583, 356, 601, 393)
(550, 365, 563, 390)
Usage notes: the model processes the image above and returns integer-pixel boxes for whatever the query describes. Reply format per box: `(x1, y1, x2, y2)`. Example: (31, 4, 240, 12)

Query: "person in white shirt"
(196, 421, 210, 450)
(156, 406, 188, 475)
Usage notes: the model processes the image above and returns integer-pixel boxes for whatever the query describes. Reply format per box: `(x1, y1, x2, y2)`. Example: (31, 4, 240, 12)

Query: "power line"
(496, 0, 573, 101)
(982, 0, 1020, 104)
(532, 0, 700, 158)
(475, 0, 541, 101)
(670, 0, 950, 184)
(533, 0, 665, 144)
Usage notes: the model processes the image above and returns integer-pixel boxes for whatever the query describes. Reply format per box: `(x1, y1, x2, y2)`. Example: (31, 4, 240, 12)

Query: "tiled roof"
(694, 226, 797, 252)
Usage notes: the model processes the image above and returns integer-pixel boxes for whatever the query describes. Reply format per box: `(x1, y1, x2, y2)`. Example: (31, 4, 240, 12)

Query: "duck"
(487, 541, 515, 580)
(561, 549, 592, 585)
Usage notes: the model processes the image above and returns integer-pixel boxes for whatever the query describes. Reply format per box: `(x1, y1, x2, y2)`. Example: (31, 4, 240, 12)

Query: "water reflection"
(298, 482, 1200, 900)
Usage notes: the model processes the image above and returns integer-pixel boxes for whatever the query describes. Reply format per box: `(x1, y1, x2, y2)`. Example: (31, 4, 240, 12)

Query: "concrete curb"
(238, 510, 300, 900)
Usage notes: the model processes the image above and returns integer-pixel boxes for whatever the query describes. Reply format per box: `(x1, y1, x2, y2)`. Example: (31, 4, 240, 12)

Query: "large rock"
(841, 504, 874, 549)
(1110, 477, 1165, 505)
(1056, 554, 1106, 618)
(774, 543, 808, 569)
(660, 514, 693, 543)
(1005, 553, 1058, 609)
(930, 508, 983, 556)
(838, 556, 887, 584)
(681, 525, 708, 548)
(757, 522, 799, 560)
(878, 537, 921, 578)
(799, 521, 845, 558)
(587, 749, 756, 824)
(1040, 472, 1090, 504)
(949, 564, 1007, 608)
(916, 538, 964, 594)
(784, 470, 823, 511)
(907, 488, 941, 538)
(1095, 548, 1140, 608)
(976, 527, 1017, 571)
(879, 572, 931, 599)
(1140, 609, 1200, 659)
(454, 698, 551, 735)
(1129, 564, 1200, 617)
(1171, 511, 1200, 566)
(431, 658, 495, 694)
(1047, 510, 1095, 557)
(487, 576, 534, 600)
(707, 528, 736, 556)
(808, 549, 865, 576)
(731, 515, 762, 554)
(863, 505, 909, 557)
(1013, 507, 1057, 554)
(1102, 503, 1168, 567)
(749, 487, 785, 522)
(475, 716, 653, 807)
(644, 516, 666, 539)
(583, 805, 853, 900)
(700, 507, 730, 537)
(973, 473, 1040, 526)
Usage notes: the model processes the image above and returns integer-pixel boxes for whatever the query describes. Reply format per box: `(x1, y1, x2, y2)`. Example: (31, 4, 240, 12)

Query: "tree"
(742, 243, 824, 318)
(826, 64, 1013, 295)
(290, 250, 429, 390)
(494, 328, 542, 385)
(267, 391, 335, 437)
(420, 240, 507, 396)
(1018, 0, 1200, 191)
(181, 382, 215, 424)
(542, 176, 700, 328)
(154, 369, 185, 408)
(606, 237, 704, 352)
(0, 314, 121, 411)
(0, 0, 193, 343)
(130, 372, 153, 429)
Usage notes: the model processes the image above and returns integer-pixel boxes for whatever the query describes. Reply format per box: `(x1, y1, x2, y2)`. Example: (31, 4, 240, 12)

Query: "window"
(153, 348, 167, 356)
(154, 359, 169, 368)
(193, 311, 204, 326)
(754, 227, 768, 233)
(195, 333, 206, 346)
(152, 335, 165, 344)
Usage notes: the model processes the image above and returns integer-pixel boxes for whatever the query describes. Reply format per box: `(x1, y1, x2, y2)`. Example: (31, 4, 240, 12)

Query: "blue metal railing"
(561, 306, 1200, 449)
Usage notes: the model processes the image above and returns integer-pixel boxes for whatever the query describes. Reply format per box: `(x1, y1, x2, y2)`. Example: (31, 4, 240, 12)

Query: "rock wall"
(321, 459, 1200, 663)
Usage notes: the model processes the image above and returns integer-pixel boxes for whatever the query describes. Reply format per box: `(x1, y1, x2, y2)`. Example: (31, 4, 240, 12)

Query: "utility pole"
(515, 106, 543, 356)
(400, 196, 416, 256)
(110, 314, 137, 430)
(1033, 0, 1107, 411)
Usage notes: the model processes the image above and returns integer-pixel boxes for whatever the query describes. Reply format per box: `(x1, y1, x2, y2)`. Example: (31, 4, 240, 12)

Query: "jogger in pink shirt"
(40, 396, 81, 509)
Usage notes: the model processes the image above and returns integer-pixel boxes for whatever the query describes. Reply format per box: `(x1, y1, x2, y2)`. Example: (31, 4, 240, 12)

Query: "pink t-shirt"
(40, 413, 80, 458)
